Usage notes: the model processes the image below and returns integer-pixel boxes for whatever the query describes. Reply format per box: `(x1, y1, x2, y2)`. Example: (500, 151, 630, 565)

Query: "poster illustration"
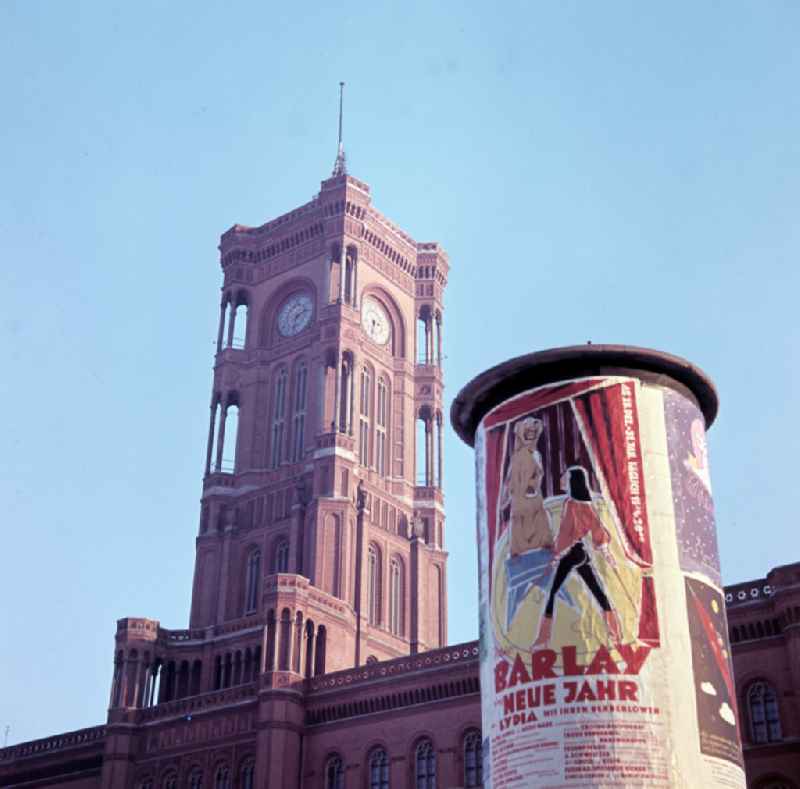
(477, 377, 668, 787)
(664, 389, 721, 586)
(684, 576, 743, 768)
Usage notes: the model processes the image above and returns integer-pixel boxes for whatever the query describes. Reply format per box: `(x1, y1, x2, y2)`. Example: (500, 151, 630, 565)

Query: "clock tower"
(188, 149, 449, 675)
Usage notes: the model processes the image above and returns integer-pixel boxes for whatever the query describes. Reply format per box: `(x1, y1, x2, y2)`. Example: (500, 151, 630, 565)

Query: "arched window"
(389, 557, 404, 636)
(188, 769, 203, 789)
(274, 539, 289, 574)
(162, 774, 177, 789)
(244, 548, 261, 614)
(376, 377, 388, 476)
(270, 369, 288, 468)
(359, 366, 372, 466)
(749, 681, 782, 743)
(291, 362, 308, 462)
(138, 780, 154, 789)
(219, 401, 239, 473)
(463, 729, 482, 787)
(369, 747, 389, 789)
(368, 544, 381, 626)
(240, 762, 255, 789)
(213, 765, 230, 789)
(324, 754, 344, 789)
(415, 739, 436, 789)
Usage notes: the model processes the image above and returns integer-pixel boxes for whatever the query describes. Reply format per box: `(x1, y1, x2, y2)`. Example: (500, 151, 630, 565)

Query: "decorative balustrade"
(0, 725, 106, 762)
(307, 640, 479, 695)
(137, 682, 258, 723)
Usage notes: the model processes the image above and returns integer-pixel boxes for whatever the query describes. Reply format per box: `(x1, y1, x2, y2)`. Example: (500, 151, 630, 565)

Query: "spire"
(332, 81, 347, 177)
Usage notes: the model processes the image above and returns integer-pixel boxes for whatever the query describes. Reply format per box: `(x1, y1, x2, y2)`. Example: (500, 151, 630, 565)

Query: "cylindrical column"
(216, 301, 227, 352)
(205, 403, 217, 475)
(348, 357, 356, 435)
(436, 315, 442, 366)
(226, 304, 236, 349)
(215, 404, 227, 472)
(436, 412, 443, 489)
(425, 417, 433, 486)
(451, 344, 744, 789)
(332, 352, 341, 432)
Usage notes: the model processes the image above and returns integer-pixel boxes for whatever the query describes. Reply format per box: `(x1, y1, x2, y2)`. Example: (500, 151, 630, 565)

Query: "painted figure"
(533, 466, 622, 648)
(499, 417, 553, 557)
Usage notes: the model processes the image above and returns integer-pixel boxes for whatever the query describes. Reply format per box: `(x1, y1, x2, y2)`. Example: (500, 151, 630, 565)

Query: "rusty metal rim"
(450, 344, 719, 447)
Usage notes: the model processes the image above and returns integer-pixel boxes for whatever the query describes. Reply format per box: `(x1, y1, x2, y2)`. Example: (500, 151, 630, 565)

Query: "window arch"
(463, 729, 482, 787)
(414, 739, 436, 789)
(324, 754, 344, 789)
(239, 762, 255, 789)
(188, 768, 203, 789)
(368, 543, 381, 626)
(162, 773, 177, 789)
(270, 368, 288, 468)
(376, 377, 389, 476)
(389, 556, 404, 636)
(274, 538, 289, 574)
(213, 765, 230, 789)
(244, 548, 260, 614)
(291, 361, 308, 462)
(368, 747, 389, 789)
(748, 680, 782, 743)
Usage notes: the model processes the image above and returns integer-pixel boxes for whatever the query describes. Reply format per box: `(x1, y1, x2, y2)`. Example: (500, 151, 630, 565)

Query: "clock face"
(362, 298, 391, 345)
(277, 293, 313, 337)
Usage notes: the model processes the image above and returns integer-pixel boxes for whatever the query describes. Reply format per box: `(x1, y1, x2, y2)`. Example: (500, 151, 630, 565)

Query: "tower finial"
(332, 81, 347, 177)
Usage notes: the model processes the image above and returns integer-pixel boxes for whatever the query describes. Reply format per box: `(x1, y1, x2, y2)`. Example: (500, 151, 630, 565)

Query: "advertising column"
(451, 345, 745, 789)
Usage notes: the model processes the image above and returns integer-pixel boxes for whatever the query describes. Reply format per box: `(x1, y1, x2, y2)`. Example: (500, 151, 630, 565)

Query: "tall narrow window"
(221, 403, 239, 473)
(325, 755, 344, 789)
(188, 769, 203, 789)
(368, 748, 389, 789)
(390, 557, 404, 636)
(244, 549, 260, 614)
(213, 766, 230, 789)
(415, 739, 436, 789)
(376, 378, 388, 476)
(291, 362, 308, 462)
(463, 729, 482, 787)
(359, 367, 371, 466)
(162, 774, 177, 789)
(748, 681, 782, 743)
(274, 539, 289, 574)
(368, 544, 381, 626)
(240, 763, 255, 789)
(270, 369, 288, 468)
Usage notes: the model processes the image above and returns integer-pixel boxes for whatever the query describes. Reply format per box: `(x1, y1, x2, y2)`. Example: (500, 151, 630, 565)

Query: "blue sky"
(1, 1, 798, 744)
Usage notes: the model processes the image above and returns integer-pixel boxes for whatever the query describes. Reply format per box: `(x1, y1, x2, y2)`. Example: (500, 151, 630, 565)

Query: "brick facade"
(0, 165, 797, 789)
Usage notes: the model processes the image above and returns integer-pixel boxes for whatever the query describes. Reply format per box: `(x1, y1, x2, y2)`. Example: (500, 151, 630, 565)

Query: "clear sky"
(1, 1, 798, 745)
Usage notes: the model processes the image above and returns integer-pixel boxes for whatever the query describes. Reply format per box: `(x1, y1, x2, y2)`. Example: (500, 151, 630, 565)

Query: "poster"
(475, 375, 745, 788)
(664, 389, 721, 586)
(476, 377, 668, 787)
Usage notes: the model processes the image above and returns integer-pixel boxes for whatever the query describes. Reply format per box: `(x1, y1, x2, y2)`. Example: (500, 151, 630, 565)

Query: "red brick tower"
(101, 129, 450, 786)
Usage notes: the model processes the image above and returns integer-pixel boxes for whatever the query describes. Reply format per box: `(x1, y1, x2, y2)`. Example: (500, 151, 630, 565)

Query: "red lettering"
(508, 654, 532, 687)
(618, 644, 651, 675)
(575, 680, 597, 702)
(563, 681, 578, 703)
(515, 689, 527, 710)
(618, 680, 638, 701)
(503, 693, 514, 715)
(543, 684, 556, 705)
(595, 679, 616, 701)
(586, 645, 619, 675)
(495, 659, 509, 692)
(531, 649, 557, 680)
(562, 645, 585, 676)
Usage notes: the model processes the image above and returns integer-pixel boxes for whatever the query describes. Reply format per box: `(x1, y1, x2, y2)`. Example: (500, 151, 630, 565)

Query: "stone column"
(216, 300, 227, 352)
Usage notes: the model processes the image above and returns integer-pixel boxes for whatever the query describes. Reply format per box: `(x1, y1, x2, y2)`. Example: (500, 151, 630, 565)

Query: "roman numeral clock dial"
(277, 292, 313, 337)
(361, 298, 391, 346)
